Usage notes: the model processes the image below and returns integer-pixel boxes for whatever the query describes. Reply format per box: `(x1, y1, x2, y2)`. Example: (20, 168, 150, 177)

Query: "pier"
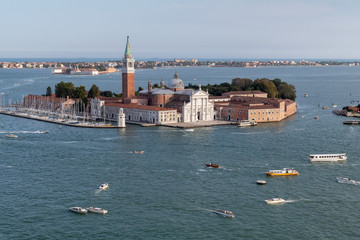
(0, 110, 124, 128)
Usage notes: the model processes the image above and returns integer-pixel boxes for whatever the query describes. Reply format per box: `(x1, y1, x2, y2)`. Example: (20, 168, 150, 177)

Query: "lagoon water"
(1, 66, 360, 239)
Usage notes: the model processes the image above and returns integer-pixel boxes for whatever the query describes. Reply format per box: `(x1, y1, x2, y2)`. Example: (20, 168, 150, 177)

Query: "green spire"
(124, 36, 132, 58)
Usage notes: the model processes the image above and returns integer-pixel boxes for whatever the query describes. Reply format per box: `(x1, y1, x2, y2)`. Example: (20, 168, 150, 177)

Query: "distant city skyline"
(1, 0, 360, 59)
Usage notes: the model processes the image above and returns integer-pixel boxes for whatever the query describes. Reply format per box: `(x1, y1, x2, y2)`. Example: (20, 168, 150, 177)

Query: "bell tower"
(122, 36, 135, 99)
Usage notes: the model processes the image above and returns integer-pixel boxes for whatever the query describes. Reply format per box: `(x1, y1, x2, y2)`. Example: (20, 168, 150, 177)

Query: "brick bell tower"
(122, 36, 135, 99)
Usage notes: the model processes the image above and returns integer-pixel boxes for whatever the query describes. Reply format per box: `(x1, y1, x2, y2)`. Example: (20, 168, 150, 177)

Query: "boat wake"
(0, 130, 49, 134)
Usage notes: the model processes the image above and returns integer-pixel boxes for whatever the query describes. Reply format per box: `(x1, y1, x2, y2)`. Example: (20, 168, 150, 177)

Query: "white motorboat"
(265, 198, 285, 204)
(69, 207, 87, 214)
(256, 180, 266, 185)
(213, 209, 234, 218)
(99, 183, 109, 191)
(238, 120, 257, 127)
(309, 153, 347, 162)
(336, 177, 359, 185)
(87, 206, 108, 214)
(6, 134, 18, 138)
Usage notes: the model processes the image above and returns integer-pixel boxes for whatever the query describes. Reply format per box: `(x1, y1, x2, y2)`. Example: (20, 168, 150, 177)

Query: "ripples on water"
(1, 67, 360, 239)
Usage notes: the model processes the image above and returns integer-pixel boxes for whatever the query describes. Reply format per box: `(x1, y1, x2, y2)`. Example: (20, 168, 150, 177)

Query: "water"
(1, 66, 360, 239)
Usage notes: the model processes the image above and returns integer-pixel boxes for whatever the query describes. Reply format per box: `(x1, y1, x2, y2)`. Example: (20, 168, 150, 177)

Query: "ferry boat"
(237, 120, 257, 127)
(309, 153, 347, 162)
(213, 209, 234, 218)
(69, 207, 87, 214)
(265, 198, 285, 204)
(336, 177, 359, 185)
(266, 168, 298, 176)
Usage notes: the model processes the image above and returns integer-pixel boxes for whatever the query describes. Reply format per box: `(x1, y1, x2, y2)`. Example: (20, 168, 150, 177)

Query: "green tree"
(231, 78, 254, 90)
(55, 81, 75, 98)
(277, 82, 296, 101)
(46, 86, 52, 96)
(88, 84, 100, 98)
(100, 91, 113, 97)
(253, 79, 279, 98)
(73, 86, 87, 99)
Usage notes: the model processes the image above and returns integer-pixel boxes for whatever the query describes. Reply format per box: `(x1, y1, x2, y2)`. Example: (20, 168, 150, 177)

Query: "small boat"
(314, 116, 318, 120)
(99, 183, 109, 191)
(265, 198, 285, 204)
(205, 163, 220, 168)
(309, 153, 347, 162)
(304, 93, 309, 97)
(87, 206, 108, 214)
(336, 177, 359, 185)
(6, 134, 18, 138)
(213, 209, 234, 218)
(185, 129, 194, 132)
(256, 180, 266, 185)
(69, 207, 87, 214)
(266, 168, 298, 176)
(238, 120, 257, 127)
(332, 104, 337, 108)
(133, 151, 144, 154)
(322, 106, 328, 110)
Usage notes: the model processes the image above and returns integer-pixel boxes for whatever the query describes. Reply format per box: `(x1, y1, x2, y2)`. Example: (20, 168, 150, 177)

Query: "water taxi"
(237, 120, 257, 127)
(133, 151, 144, 154)
(87, 207, 108, 214)
(336, 177, 359, 185)
(309, 153, 347, 162)
(266, 168, 298, 176)
(205, 163, 220, 168)
(6, 134, 18, 138)
(99, 183, 109, 191)
(213, 209, 234, 218)
(69, 207, 87, 214)
(265, 198, 285, 204)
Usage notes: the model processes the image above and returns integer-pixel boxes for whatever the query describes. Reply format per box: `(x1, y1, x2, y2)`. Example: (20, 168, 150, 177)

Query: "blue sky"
(1, 0, 360, 59)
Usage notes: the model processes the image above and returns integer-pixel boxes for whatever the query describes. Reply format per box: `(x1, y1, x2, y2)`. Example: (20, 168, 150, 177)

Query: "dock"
(0, 111, 124, 128)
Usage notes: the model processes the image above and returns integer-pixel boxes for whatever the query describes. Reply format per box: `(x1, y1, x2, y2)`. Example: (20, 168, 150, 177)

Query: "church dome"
(168, 72, 184, 89)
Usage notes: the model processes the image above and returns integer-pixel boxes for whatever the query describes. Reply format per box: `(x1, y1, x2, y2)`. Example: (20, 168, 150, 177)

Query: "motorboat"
(265, 198, 285, 204)
(304, 93, 309, 97)
(238, 120, 257, 127)
(133, 151, 144, 154)
(314, 116, 319, 120)
(69, 207, 87, 214)
(336, 177, 359, 185)
(213, 209, 234, 218)
(256, 180, 266, 185)
(322, 106, 328, 110)
(6, 134, 18, 138)
(309, 153, 347, 162)
(266, 168, 298, 176)
(99, 183, 109, 191)
(87, 206, 108, 214)
(205, 163, 220, 168)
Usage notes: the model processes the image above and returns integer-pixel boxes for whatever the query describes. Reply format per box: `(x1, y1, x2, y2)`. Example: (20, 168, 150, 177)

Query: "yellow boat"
(266, 168, 298, 176)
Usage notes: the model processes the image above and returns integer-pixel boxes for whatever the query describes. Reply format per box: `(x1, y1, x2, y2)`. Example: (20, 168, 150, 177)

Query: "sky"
(1, 0, 360, 59)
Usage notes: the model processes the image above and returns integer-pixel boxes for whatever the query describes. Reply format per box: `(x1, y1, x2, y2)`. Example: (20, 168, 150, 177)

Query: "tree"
(231, 78, 253, 90)
(55, 81, 75, 98)
(46, 86, 52, 96)
(253, 79, 279, 98)
(100, 91, 113, 97)
(88, 84, 100, 98)
(73, 86, 87, 99)
(277, 82, 296, 101)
